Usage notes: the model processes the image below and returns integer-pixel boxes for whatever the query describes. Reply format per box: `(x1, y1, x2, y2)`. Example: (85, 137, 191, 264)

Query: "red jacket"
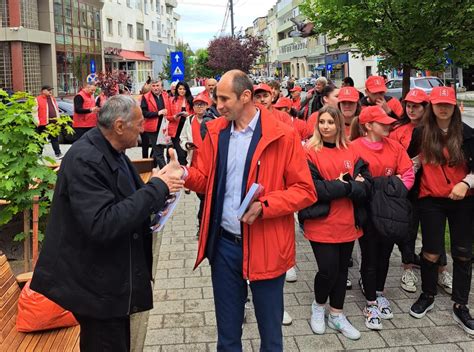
(143, 91, 171, 132)
(34, 95, 59, 126)
(167, 96, 194, 137)
(73, 90, 97, 128)
(389, 123, 415, 150)
(270, 108, 292, 127)
(306, 112, 319, 140)
(185, 107, 317, 281)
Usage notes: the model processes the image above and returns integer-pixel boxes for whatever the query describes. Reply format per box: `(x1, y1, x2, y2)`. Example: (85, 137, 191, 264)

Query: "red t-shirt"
(291, 97, 301, 111)
(271, 108, 293, 126)
(419, 149, 469, 198)
(292, 117, 308, 141)
(306, 112, 318, 140)
(303, 144, 363, 243)
(351, 137, 413, 177)
(389, 123, 415, 150)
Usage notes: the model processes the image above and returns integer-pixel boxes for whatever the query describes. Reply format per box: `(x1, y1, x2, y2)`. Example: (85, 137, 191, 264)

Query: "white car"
(190, 86, 206, 97)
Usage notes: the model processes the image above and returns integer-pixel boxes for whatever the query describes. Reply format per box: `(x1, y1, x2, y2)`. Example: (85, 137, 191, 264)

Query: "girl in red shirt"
(337, 86, 361, 139)
(407, 87, 474, 335)
(303, 106, 367, 340)
(351, 106, 414, 331)
(305, 85, 340, 139)
(168, 81, 194, 165)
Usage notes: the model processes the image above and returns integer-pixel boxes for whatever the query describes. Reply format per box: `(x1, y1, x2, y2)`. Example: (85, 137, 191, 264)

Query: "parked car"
(385, 76, 444, 100)
(57, 99, 75, 144)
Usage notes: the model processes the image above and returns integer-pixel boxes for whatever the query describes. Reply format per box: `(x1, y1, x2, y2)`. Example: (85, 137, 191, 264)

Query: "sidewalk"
(143, 193, 474, 351)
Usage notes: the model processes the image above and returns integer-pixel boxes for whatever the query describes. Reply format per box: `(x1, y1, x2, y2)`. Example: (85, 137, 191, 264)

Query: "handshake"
(151, 148, 186, 193)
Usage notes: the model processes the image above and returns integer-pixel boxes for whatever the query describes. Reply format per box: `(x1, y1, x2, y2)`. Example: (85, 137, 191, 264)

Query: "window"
(366, 67, 372, 79)
(145, 29, 149, 40)
(106, 18, 113, 35)
(118, 21, 122, 36)
(136, 22, 144, 40)
(126, 0, 132, 8)
(127, 24, 133, 38)
(156, 1, 160, 13)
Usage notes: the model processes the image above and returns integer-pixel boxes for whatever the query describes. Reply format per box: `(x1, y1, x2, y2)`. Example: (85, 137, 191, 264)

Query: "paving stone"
(338, 331, 387, 350)
(390, 313, 435, 328)
(185, 298, 215, 312)
(294, 292, 315, 305)
(425, 309, 457, 326)
(419, 325, 472, 343)
(171, 236, 198, 244)
(150, 300, 184, 315)
(208, 339, 253, 351)
(202, 286, 214, 299)
(154, 278, 185, 290)
(241, 322, 261, 339)
(283, 281, 312, 293)
(168, 267, 202, 278)
(162, 312, 205, 328)
(143, 346, 161, 352)
(415, 343, 461, 351)
(169, 251, 198, 260)
(184, 326, 217, 343)
(204, 311, 216, 326)
(160, 244, 185, 252)
(185, 276, 212, 288)
(148, 314, 164, 329)
(457, 341, 474, 351)
(161, 343, 207, 352)
(155, 269, 168, 279)
(379, 328, 430, 346)
(369, 348, 415, 352)
(295, 334, 344, 351)
(157, 259, 185, 270)
(282, 319, 322, 336)
(185, 243, 199, 251)
(284, 293, 299, 306)
(145, 328, 184, 345)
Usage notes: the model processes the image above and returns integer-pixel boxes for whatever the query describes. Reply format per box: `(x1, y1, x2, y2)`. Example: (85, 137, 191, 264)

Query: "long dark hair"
(392, 101, 428, 129)
(421, 104, 464, 166)
(174, 81, 194, 110)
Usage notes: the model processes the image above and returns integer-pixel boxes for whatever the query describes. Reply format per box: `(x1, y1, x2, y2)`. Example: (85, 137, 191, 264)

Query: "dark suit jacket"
(31, 128, 169, 319)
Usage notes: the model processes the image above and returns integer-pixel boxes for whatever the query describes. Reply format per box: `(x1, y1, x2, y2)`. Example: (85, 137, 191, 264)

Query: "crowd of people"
(31, 69, 473, 351)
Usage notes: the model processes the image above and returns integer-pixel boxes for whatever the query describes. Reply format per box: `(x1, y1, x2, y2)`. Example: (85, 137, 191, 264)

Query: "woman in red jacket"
(351, 106, 414, 330)
(407, 87, 474, 335)
(168, 81, 194, 165)
(303, 106, 366, 340)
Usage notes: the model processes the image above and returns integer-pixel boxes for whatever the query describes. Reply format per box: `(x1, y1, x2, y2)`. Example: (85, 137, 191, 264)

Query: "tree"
(160, 40, 194, 83)
(207, 32, 267, 74)
(193, 48, 218, 78)
(300, 0, 474, 98)
(95, 70, 130, 96)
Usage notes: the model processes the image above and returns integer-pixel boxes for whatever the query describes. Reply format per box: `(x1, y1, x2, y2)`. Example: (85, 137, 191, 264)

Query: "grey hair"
(315, 77, 328, 86)
(98, 95, 138, 129)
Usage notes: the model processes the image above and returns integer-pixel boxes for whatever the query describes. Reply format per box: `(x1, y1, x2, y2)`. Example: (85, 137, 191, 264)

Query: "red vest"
(143, 91, 169, 133)
(167, 96, 193, 137)
(35, 95, 59, 126)
(73, 90, 97, 128)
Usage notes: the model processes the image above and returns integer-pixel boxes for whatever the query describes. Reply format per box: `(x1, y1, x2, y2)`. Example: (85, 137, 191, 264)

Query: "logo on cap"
(440, 88, 449, 97)
(344, 88, 350, 95)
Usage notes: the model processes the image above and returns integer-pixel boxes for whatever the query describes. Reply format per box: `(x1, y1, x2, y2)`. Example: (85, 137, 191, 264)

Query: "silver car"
(385, 76, 444, 100)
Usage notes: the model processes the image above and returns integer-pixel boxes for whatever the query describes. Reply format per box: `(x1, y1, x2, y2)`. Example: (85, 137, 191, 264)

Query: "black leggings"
(418, 197, 474, 305)
(359, 222, 394, 302)
(310, 241, 354, 310)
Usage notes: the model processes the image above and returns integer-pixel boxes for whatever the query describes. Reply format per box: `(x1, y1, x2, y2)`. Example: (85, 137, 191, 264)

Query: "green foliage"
(0, 90, 71, 229)
(193, 48, 218, 78)
(14, 230, 44, 243)
(72, 53, 88, 84)
(300, 0, 474, 94)
(161, 40, 194, 83)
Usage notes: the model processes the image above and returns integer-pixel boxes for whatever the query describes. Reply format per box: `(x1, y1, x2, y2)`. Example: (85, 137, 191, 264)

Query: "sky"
(176, 0, 278, 51)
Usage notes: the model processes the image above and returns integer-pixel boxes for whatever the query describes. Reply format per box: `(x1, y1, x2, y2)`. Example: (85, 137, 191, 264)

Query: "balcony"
(276, 20, 293, 34)
(278, 37, 294, 47)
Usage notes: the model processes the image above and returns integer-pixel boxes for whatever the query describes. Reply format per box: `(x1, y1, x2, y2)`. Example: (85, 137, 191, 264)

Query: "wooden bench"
(0, 254, 80, 351)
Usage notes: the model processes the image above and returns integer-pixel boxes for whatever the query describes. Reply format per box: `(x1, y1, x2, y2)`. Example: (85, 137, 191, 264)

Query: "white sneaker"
(310, 301, 326, 334)
(286, 267, 297, 282)
(346, 278, 352, 290)
(363, 304, 382, 330)
(401, 269, 418, 293)
(376, 293, 394, 319)
(282, 311, 293, 326)
(438, 270, 453, 295)
(328, 313, 361, 340)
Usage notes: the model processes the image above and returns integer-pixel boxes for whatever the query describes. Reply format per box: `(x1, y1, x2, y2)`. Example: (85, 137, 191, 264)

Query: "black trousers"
(359, 222, 394, 302)
(197, 193, 205, 228)
(171, 117, 188, 166)
(140, 131, 167, 169)
(36, 125, 61, 156)
(310, 240, 354, 310)
(74, 127, 93, 142)
(418, 196, 474, 305)
(74, 314, 130, 352)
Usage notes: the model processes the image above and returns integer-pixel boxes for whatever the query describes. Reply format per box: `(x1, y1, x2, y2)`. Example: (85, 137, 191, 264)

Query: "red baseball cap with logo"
(273, 97, 292, 109)
(359, 106, 396, 125)
(430, 86, 456, 105)
(290, 86, 302, 92)
(338, 87, 360, 103)
(404, 88, 429, 104)
(365, 76, 387, 93)
(193, 94, 211, 105)
(253, 83, 272, 93)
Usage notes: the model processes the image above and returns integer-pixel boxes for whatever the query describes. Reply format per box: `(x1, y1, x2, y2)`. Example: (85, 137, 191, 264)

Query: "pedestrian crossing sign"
(173, 67, 183, 76)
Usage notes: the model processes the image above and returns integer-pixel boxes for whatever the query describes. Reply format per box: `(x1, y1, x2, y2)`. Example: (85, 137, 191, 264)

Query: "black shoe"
(453, 304, 474, 335)
(348, 257, 354, 268)
(410, 293, 434, 319)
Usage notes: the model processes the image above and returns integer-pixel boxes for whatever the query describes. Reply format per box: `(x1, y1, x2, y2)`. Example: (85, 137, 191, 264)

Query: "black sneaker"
(453, 304, 474, 335)
(410, 293, 434, 319)
(348, 257, 354, 268)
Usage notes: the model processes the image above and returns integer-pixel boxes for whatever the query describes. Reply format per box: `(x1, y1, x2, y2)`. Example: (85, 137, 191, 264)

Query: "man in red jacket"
(73, 82, 99, 141)
(174, 70, 316, 351)
(33, 85, 63, 159)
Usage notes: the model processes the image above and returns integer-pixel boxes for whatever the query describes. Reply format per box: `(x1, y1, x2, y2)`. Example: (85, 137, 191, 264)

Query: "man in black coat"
(31, 95, 184, 351)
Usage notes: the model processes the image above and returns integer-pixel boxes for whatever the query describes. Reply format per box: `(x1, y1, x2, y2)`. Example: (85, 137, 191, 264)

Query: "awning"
(315, 65, 325, 70)
(119, 50, 152, 61)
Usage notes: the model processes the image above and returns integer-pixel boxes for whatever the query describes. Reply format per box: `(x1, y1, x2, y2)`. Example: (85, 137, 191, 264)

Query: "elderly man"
(31, 95, 184, 352)
(203, 78, 217, 100)
(181, 70, 316, 351)
(73, 81, 100, 141)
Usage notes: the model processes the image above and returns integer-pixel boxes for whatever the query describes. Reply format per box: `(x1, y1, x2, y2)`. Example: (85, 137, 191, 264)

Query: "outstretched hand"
(152, 148, 185, 193)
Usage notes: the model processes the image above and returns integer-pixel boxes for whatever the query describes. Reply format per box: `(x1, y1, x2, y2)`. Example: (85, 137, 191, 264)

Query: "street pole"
(229, 0, 234, 37)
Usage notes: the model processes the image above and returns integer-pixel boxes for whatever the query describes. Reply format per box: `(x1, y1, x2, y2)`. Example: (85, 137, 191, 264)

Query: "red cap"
(404, 88, 429, 104)
(193, 94, 211, 105)
(430, 86, 456, 105)
(290, 86, 302, 92)
(359, 106, 396, 125)
(273, 97, 292, 109)
(365, 76, 387, 93)
(253, 83, 272, 93)
(338, 87, 360, 103)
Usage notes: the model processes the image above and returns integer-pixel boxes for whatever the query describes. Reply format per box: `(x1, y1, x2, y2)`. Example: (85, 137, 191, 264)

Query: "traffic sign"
(326, 63, 333, 72)
(170, 51, 185, 82)
(86, 73, 96, 83)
